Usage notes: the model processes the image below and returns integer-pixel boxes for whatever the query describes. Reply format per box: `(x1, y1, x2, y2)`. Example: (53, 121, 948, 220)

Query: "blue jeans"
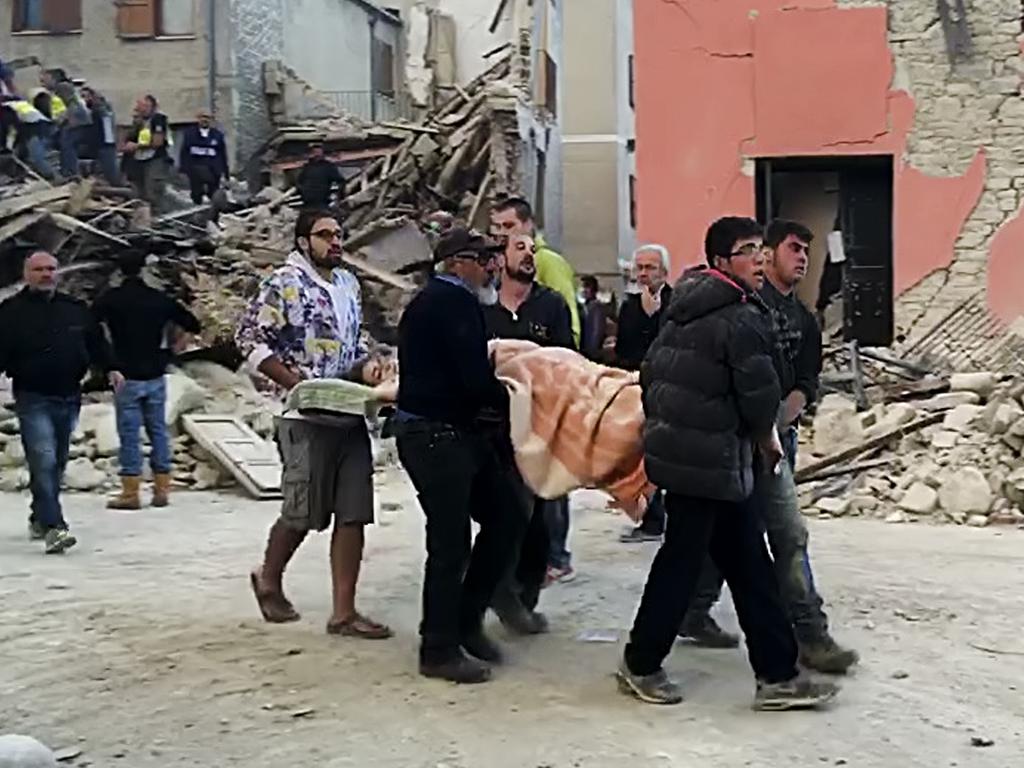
(15, 392, 80, 531)
(96, 145, 120, 185)
(543, 496, 572, 569)
(114, 377, 171, 477)
(58, 125, 84, 178)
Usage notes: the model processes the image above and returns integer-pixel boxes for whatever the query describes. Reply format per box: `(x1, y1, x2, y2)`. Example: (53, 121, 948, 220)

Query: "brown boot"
(152, 473, 172, 508)
(107, 476, 142, 510)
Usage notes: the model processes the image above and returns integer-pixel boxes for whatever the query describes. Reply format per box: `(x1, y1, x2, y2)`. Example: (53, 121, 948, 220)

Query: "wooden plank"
(793, 412, 945, 483)
(0, 210, 47, 243)
(0, 185, 72, 220)
(48, 211, 132, 247)
(182, 414, 282, 500)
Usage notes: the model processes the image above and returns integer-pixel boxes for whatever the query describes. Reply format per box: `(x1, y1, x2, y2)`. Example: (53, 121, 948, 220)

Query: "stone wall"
(841, 0, 1024, 342)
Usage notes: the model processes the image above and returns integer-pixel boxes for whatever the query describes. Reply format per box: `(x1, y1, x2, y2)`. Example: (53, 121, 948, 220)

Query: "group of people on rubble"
(0, 171, 858, 710)
(0, 58, 230, 211)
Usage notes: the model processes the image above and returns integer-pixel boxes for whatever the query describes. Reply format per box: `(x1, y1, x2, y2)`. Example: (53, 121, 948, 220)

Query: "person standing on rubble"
(94, 250, 201, 510)
(236, 208, 392, 640)
(616, 216, 838, 711)
(123, 95, 171, 212)
(614, 244, 673, 546)
(180, 110, 229, 204)
(81, 86, 120, 185)
(481, 231, 573, 635)
(680, 219, 859, 674)
(394, 226, 523, 684)
(0, 251, 123, 554)
(489, 197, 579, 586)
(296, 142, 344, 210)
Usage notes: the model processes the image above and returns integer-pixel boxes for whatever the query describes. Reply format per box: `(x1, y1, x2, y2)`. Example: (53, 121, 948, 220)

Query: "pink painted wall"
(634, 1, 988, 300)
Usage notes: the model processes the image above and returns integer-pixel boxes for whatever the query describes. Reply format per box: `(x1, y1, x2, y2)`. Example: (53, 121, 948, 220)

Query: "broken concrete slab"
(943, 404, 985, 433)
(938, 467, 994, 517)
(899, 482, 939, 514)
(916, 391, 983, 411)
(949, 372, 998, 398)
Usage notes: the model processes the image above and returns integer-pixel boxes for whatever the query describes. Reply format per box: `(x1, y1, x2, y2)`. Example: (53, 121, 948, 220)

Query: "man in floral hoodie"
(236, 208, 391, 639)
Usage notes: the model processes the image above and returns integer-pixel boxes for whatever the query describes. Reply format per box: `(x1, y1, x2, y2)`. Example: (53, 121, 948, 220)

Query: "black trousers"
(624, 492, 799, 683)
(493, 482, 551, 613)
(187, 165, 221, 204)
(397, 420, 524, 664)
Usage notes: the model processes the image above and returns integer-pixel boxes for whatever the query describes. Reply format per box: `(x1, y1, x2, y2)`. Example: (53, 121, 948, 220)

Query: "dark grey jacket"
(641, 267, 781, 502)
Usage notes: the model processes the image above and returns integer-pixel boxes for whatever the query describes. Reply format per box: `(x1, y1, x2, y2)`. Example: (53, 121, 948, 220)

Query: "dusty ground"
(1, 472, 1022, 768)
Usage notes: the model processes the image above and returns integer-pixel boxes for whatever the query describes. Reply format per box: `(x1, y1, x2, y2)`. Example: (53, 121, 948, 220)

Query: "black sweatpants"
(187, 165, 221, 204)
(624, 492, 799, 683)
(397, 419, 524, 664)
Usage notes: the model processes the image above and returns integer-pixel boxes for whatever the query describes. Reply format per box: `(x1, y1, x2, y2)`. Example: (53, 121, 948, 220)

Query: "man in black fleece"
(396, 227, 524, 685)
(0, 251, 120, 554)
(616, 217, 838, 711)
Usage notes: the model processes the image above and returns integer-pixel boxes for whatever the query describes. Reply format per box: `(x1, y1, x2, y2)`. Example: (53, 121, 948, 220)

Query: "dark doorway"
(755, 155, 895, 347)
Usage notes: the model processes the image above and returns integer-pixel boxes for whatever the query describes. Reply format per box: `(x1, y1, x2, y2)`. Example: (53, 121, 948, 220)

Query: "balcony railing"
(297, 90, 419, 123)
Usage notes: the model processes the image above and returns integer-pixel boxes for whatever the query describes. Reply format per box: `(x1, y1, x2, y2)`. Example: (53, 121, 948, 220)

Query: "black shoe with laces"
(420, 651, 492, 684)
(679, 615, 740, 649)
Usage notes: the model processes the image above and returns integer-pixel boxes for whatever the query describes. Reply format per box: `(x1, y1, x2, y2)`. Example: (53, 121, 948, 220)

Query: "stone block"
(938, 467, 995, 516)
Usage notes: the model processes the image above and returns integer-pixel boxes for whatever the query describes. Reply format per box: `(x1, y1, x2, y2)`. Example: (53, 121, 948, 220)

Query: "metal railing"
(299, 90, 419, 123)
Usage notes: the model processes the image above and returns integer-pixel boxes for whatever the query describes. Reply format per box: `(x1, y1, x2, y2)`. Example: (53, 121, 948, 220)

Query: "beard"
(311, 248, 343, 269)
(505, 265, 536, 285)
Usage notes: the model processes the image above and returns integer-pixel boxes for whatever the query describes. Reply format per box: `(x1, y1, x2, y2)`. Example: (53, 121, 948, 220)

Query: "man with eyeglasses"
(682, 219, 858, 674)
(616, 216, 838, 711)
(236, 208, 392, 640)
(395, 227, 526, 684)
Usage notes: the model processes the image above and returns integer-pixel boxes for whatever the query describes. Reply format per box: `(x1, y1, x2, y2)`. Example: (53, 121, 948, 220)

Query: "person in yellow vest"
(123, 95, 171, 212)
(0, 97, 55, 179)
(489, 197, 581, 346)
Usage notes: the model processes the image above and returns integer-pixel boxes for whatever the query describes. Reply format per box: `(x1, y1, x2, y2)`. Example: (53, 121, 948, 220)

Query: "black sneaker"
(679, 615, 740, 649)
(28, 520, 46, 541)
(44, 528, 77, 555)
(462, 630, 504, 664)
(420, 652, 491, 685)
(619, 527, 663, 543)
(799, 637, 860, 675)
(616, 661, 683, 705)
(754, 675, 840, 711)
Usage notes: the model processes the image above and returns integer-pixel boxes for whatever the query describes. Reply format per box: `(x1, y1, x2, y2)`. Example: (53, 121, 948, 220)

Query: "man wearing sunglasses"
(682, 220, 858, 673)
(237, 208, 391, 640)
(396, 227, 526, 684)
(617, 216, 838, 711)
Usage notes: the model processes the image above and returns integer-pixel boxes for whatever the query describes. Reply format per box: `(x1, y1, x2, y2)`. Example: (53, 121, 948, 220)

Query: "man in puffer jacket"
(616, 216, 839, 712)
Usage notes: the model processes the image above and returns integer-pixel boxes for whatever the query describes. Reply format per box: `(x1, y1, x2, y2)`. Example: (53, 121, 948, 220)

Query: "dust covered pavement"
(1, 476, 1022, 768)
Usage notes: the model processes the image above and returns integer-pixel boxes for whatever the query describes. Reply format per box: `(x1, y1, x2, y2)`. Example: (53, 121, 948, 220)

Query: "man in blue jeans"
(680, 220, 858, 674)
(94, 250, 200, 510)
(0, 251, 120, 553)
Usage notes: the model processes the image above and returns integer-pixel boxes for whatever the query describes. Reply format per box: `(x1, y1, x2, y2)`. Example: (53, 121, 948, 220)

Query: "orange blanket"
(490, 340, 652, 521)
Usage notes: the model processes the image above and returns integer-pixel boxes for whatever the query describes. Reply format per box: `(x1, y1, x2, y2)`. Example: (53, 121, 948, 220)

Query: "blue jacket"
(180, 125, 229, 178)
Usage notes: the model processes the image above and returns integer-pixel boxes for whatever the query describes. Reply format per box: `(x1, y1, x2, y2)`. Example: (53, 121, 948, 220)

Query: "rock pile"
(0, 364, 280, 498)
(799, 372, 1024, 528)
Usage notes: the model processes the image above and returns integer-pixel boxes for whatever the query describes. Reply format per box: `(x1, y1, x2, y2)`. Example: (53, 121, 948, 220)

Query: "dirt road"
(1, 473, 1022, 767)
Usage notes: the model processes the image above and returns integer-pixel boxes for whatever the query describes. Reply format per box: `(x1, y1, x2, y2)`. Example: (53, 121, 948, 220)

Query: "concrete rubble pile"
(0, 362, 279, 496)
(798, 371, 1024, 528)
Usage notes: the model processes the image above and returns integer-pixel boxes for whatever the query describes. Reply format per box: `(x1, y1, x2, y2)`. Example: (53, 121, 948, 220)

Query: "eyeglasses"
(729, 243, 763, 257)
(311, 229, 343, 242)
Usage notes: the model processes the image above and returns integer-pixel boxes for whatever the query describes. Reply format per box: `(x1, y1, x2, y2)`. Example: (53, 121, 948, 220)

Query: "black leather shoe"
(462, 630, 504, 664)
(420, 651, 492, 684)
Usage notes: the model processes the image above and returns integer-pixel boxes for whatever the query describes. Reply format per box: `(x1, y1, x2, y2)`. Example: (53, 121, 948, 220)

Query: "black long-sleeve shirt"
(758, 280, 821, 405)
(397, 276, 508, 428)
(614, 284, 672, 371)
(93, 277, 201, 381)
(0, 289, 112, 396)
(482, 283, 575, 349)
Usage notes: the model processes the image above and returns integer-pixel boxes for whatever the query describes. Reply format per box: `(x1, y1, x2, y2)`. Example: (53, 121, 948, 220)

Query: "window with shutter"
(158, 0, 195, 36)
(13, 0, 81, 33)
(373, 39, 395, 96)
(116, 0, 156, 38)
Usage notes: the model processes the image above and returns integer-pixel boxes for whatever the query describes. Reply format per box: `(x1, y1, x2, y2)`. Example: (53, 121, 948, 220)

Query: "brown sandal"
(250, 571, 301, 624)
(326, 612, 393, 640)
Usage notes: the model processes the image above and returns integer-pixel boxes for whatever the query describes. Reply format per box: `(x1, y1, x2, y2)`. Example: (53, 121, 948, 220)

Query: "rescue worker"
(395, 227, 523, 684)
(81, 86, 119, 185)
(179, 109, 229, 204)
(0, 97, 55, 179)
(296, 142, 343, 209)
(123, 95, 171, 212)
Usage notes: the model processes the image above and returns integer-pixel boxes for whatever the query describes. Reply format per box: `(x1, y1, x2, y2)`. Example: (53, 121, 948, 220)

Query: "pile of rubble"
(0, 363, 278, 496)
(798, 371, 1024, 528)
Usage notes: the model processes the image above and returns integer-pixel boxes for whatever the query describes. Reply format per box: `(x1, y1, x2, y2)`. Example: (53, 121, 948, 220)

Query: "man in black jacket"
(616, 217, 838, 711)
(681, 219, 858, 673)
(396, 227, 524, 685)
(94, 250, 201, 510)
(615, 244, 673, 544)
(179, 110, 229, 204)
(482, 232, 573, 636)
(297, 142, 343, 209)
(0, 251, 121, 554)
